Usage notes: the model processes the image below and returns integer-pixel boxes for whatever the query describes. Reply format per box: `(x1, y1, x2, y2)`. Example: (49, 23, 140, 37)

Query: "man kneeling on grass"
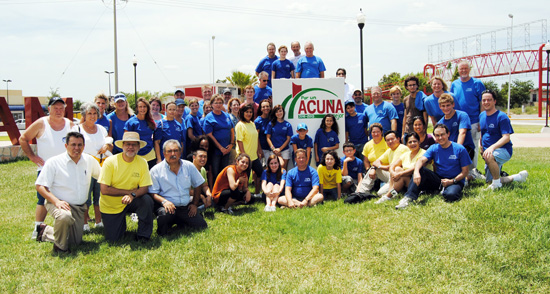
(396, 124, 471, 209)
(279, 148, 323, 208)
(35, 132, 100, 253)
(479, 90, 528, 190)
(149, 140, 207, 236)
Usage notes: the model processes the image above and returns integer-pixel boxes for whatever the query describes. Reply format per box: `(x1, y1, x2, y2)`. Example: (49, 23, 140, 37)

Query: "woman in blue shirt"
(107, 93, 134, 154)
(154, 101, 185, 163)
(266, 104, 293, 170)
(204, 94, 235, 182)
(254, 99, 272, 164)
(124, 97, 157, 169)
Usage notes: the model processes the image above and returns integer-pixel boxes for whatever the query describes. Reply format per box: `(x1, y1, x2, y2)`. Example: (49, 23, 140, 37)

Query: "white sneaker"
(31, 228, 38, 240)
(395, 197, 412, 210)
(486, 182, 502, 190)
(95, 222, 104, 228)
(131, 213, 138, 222)
(264, 205, 271, 212)
(470, 168, 486, 181)
(517, 170, 528, 183)
(83, 224, 91, 232)
(221, 207, 234, 215)
(375, 195, 392, 204)
(271, 206, 277, 212)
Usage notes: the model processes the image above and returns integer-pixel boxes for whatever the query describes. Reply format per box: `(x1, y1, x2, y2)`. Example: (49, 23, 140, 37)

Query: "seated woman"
(261, 155, 287, 212)
(412, 115, 436, 150)
(361, 123, 388, 172)
(211, 153, 252, 214)
(375, 132, 431, 204)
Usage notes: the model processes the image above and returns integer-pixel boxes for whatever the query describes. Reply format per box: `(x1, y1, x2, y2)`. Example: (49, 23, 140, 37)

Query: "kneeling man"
(98, 132, 154, 242)
(35, 132, 100, 253)
(279, 149, 323, 208)
(149, 140, 208, 236)
(396, 124, 471, 209)
(480, 90, 528, 190)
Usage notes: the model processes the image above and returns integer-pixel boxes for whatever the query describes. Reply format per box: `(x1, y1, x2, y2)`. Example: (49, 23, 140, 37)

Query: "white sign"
(272, 77, 346, 165)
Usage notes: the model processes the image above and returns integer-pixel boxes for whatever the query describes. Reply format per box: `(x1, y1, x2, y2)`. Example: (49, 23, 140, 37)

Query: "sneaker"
(486, 182, 502, 190)
(470, 168, 486, 181)
(31, 227, 38, 240)
(395, 197, 412, 210)
(264, 205, 271, 212)
(95, 222, 104, 228)
(517, 170, 528, 183)
(221, 207, 234, 215)
(83, 224, 91, 232)
(131, 213, 138, 222)
(375, 195, 392, 204)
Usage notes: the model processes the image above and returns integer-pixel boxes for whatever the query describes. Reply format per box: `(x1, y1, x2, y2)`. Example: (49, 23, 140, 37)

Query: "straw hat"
(114, 132, 147, 149)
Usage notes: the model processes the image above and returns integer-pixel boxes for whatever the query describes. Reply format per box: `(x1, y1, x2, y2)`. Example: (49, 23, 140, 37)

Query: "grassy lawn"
(511, 124, 544, 134)
(1, 149, 549, 293)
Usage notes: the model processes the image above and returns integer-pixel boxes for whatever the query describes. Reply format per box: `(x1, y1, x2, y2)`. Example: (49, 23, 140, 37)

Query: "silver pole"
(507, 14, 513, 116)
(113, 0, 119, 93)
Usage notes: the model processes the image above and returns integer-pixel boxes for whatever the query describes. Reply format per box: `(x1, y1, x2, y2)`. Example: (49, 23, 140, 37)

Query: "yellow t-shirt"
(400, 149, 433, 171)
(362, 139, 388, 164)
(235, 121, 259, 161)
(317, 165, 342, 190)
(98, 154, 153, 214)
(378, 144, 410, 165)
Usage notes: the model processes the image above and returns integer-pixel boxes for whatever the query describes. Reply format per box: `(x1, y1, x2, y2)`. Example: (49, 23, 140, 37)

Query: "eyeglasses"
(262, 80, 268, 82)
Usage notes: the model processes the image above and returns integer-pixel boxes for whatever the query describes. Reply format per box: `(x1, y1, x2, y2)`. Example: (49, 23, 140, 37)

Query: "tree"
(378, 72, 402, 89)
(47, 87, 61, 99)
(226, 71, 258, 97)
(122, 90, 163, 110)
(500, 80, 534, 108)
(483, 80, 504, 107)
(73, 99, 84, 111)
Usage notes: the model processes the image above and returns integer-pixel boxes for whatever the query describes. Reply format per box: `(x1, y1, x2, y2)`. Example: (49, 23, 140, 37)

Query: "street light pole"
(133, 55, 138, 109)
(113, 0, 119, 93)
(104, 71, 114, 98)
(357, 9, 366, 101)
(544, 41, 550, 127)
(212, 36, 216, 88)
(507, 13, 513, 116)
(2, 79, 11, 105)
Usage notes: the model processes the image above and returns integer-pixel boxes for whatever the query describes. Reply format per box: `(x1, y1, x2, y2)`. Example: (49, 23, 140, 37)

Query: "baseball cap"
(297, 123, 308, 131)
(345, 100, 355, 107)
(223, 88, 231, 94)
(48, 97, 65, 106)
(113, 93, 127, 102)
(175, 98, 186, 106)
(174, 89, 184, 95)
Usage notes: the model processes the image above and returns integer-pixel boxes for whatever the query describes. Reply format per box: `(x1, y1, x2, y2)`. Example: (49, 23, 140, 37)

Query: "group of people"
(20, 54, 528, 253)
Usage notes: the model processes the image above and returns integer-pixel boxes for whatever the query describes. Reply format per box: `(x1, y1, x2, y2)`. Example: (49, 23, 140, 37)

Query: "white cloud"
(397, 21, 448, 37)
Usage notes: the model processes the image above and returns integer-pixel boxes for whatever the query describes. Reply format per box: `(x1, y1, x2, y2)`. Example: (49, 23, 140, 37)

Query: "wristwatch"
(453, 178, 457, 184)
(161, 200, 167, 205)
(131, 192, 137, 199)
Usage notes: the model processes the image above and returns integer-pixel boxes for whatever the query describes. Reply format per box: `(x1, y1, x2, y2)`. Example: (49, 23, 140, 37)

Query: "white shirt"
(290, 53, 305, 68)
(36, 117, 72, 171)
(344, 83, 355, 101)
(71, 124, 112, 158)
(36, 152, 101, 205)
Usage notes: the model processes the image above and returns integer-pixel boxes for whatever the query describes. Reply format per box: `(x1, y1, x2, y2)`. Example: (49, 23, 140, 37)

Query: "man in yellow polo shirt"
(99, 132, 153, 242)
(357, 130, 409, 195)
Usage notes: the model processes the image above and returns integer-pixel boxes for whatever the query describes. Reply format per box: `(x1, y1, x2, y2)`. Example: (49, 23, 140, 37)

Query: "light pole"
(132, 55, 137, 109)
(2, 79, 11, 105)
(113, 0, 119, 93)
(104, 71, 113, 98)
(212, 35, 216, 88)
(357, 9, 365, 101)
(507, 13, 513, 116)
(544, 41, 550, 127)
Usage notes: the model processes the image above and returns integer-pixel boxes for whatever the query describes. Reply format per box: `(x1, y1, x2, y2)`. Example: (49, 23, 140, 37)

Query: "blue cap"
(297, 123, 308, 131)
(175, 98, 186, 106)
(48, 97, 65, 106)
(113, 93, 126, 102)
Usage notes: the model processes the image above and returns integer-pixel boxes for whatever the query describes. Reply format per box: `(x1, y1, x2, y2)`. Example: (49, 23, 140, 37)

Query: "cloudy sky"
(1, 0, 547, 102)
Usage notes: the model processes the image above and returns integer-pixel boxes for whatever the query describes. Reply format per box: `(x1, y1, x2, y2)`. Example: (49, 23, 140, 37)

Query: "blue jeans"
(404, 167, 464, 202)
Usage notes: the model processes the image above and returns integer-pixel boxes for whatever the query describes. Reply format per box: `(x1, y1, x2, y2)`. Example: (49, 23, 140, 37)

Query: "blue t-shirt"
(355, 103, 367, 115)
(203, 111, 234, 155)
(438, 110, 475, 150)
(290, 134, 313, 163)
(285, 166, 320, 200)
(365, 101, 399, 134)
(423, 91, 460, 122)
(266, 120, 293, 150)
(255, 115, 271, 150)
(96, 114, 110, 134)
(392, 103, 405, 137)
(124, 116, 155, 156)
(272, 59, 295, 79)
(296, 56, 326, 78)
(255, 55, 278, 87)
(261, 169, 287, 185)
(450, 77, 486, 124)
(184, 113, 203, 139)
(197, 100, 205, 118)
(314, 129, 340, 161)
(253, 85, 273, 104)
(480, 110, 514, 156)
(107, 112, 133, 154)
(414, 91, 427, 112)
(345, 112, 369, 145)
(423, 142, 472, 184)
(153, 119, 185, 160)
(340, 156, 364, 180)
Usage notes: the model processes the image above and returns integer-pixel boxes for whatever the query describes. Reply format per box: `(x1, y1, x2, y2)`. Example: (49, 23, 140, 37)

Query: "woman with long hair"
(266, 104, 293, 170)
(212, 153, 252, 214)
(124, 97, 157, 169)
(235, 104, 263, 195)
(261, 155, 286, 211)
(423, 76, 456, 127)
(412, 116, 436, 150)
(314, 114, 340, 165)
(149, 97, 164, 124)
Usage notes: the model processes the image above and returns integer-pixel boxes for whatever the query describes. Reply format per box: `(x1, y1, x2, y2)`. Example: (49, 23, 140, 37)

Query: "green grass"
(1, 150, 549, 293)
(510, 106, 539, 115)
(511, 124, 544, 133)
